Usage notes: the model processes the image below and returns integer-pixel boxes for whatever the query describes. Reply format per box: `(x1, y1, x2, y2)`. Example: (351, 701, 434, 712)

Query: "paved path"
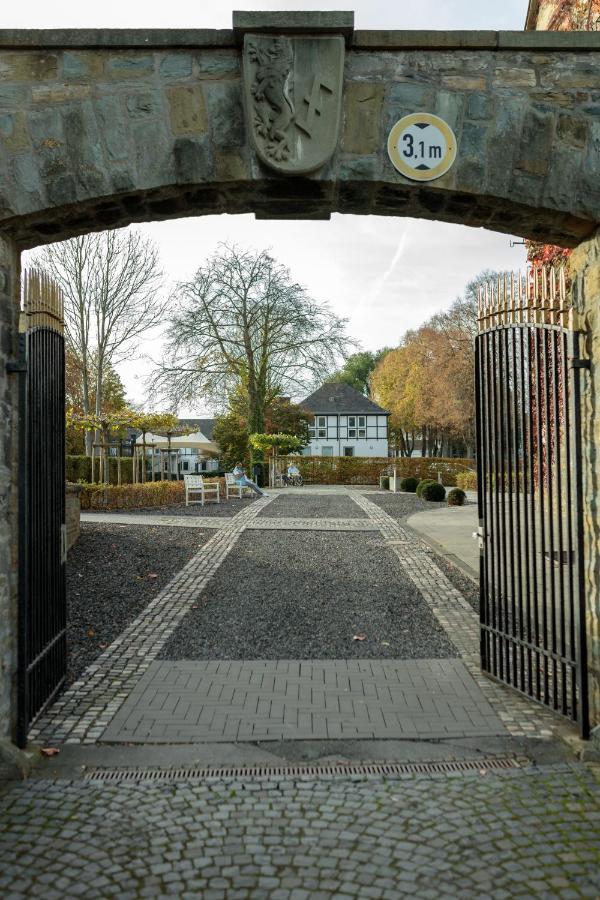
(34, 487, 563, 744)
(102, 658, 504, 743)
(7, 487, 600, 898)
(1, 765, 599, 898)
(406, 504, 479, 576)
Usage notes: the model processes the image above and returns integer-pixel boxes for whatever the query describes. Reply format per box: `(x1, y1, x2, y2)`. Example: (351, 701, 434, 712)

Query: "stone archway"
(1, 12, 599, 754)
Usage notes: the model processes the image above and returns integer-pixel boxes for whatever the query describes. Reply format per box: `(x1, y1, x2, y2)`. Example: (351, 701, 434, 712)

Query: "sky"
(18, 1, 531, 414)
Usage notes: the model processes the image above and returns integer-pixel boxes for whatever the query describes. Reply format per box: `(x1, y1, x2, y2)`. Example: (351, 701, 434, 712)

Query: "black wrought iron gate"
(475, 267, 589, 738)
(16, 269, 66, 747)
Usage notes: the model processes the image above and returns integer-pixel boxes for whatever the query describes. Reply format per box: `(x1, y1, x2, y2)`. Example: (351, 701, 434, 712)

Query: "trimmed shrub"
(447, 487, 467, 506)
(379, 475, 390, 490)
(456, 470, 477, 492)
(416, 478, 437, 498)
(80, 480, 185, 510)
(421, 482, 447, 502)
(399, 476, 419, 493)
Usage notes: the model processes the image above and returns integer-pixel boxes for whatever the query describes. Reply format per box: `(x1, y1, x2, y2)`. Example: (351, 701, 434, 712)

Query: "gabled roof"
(300, 382, 389, 415)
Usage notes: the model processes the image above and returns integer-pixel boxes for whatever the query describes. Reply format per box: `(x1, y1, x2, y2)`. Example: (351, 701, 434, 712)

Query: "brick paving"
(1, 765, 599, 898)
(101, 658, 504, 743)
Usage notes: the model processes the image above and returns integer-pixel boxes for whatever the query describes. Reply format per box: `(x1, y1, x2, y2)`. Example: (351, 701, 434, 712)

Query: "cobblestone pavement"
(81, 513, 380, 532)
(1, 765, 599, 898)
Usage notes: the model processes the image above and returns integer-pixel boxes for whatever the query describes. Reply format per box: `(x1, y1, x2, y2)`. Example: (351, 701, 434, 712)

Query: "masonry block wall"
(0, 32, 598, 248)
(0, 235, 18, 742)
(571, 229, 600, 729)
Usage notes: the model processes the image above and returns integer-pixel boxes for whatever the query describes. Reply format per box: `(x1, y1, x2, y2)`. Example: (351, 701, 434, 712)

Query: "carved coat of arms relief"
(242, 34, 345, 175)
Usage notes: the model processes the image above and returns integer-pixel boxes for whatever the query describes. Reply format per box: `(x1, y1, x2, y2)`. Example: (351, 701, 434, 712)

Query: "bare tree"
(33, 228, 166, 453)
(151, 244, 353, 432)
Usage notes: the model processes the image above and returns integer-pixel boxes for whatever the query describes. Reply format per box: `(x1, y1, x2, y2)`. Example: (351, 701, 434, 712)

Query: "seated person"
(232, 462, 266, 497)
(284, 461, 302, 486)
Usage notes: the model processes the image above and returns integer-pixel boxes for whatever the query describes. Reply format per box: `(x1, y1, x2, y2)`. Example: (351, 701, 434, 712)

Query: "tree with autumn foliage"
(371, 271, 505, 458)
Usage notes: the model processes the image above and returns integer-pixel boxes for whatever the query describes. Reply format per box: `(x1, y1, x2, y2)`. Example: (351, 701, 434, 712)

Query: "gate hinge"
(569, 358, 591, 370)
(5, 360, 27, 373)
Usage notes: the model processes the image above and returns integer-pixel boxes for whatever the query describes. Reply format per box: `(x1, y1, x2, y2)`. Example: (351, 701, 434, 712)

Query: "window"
(358, 415, 366, 438)
(322, 446, 334, 456)
(182, 460, 189, 472)
(315, 415, 327, 438)
(348, 416, 356, 427)
(343, 447, 354, 457)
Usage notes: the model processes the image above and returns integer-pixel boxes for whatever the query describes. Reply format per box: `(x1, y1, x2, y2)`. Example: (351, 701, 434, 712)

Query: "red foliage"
(525, 240, 572, 268)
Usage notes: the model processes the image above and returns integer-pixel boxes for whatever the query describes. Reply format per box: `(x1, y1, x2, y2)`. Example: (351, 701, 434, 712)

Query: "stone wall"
(0, 31, 598, 247)
(65, 483, 82, 553)
(0, 235, 19, 743)
(570, 229, 600, 733)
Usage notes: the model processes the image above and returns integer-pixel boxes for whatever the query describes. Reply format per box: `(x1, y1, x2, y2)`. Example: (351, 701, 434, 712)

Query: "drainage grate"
(83, 757, 524, 782)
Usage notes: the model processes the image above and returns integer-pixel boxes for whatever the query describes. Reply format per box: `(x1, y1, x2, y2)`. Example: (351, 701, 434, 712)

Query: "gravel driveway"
(160, 530, 457, 661)
(258, 493, 367, 518)
(67, 524, 212, 683)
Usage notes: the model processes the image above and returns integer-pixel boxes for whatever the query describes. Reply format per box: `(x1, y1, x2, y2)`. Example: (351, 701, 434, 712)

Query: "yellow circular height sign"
(388, 113, 457, 182)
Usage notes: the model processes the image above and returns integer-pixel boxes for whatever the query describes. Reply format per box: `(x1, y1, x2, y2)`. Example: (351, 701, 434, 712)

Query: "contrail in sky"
(364, 229, 408, 309)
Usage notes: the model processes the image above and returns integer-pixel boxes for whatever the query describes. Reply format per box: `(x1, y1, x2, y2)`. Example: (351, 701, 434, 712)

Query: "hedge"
(80, 481, 185, 510)
(286, 456, 473, 487)
(278, 456, 474, 486)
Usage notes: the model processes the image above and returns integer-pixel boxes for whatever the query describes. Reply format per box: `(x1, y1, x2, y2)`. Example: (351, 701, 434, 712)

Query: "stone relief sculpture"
(248, 38, 295, 162)
(243, 34, 345, 175)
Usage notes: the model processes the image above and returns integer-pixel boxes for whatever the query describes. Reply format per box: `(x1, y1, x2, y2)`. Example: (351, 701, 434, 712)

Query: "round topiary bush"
(447, 487, 466, 506)
(416, 478, 437, 498)
(400, 476, 419, 493)
(421, 482, 447, 502)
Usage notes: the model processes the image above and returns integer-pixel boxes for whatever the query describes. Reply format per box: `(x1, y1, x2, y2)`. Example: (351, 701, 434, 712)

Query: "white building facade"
(300, 383, 389, 458)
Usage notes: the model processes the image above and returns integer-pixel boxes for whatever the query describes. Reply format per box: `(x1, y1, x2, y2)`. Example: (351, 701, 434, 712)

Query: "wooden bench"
(184, 474, 220, 506)
(225, 472, 253, 500)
